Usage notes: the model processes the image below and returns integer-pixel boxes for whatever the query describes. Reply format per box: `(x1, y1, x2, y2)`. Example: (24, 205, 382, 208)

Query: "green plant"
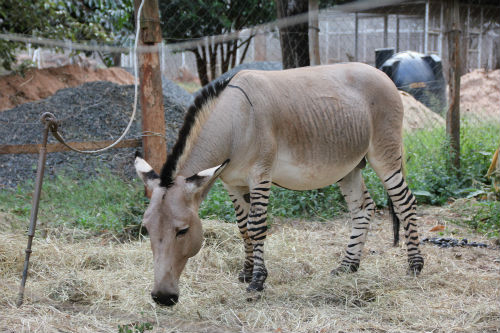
(404, 122, 500, 204)
(118, 322, 153, 333)
(0, 0, 134, 70)
(200, 180, 235, 222)
(463, 201, 500, 238)
(0, 170, 147, 238)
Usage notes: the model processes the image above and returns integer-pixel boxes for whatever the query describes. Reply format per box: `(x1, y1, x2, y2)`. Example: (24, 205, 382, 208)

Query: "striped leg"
(332, 168, 375, 275)
(383, 169, 424, 275)
(247, 180, 272, 292)
(225, 185, 253, 283)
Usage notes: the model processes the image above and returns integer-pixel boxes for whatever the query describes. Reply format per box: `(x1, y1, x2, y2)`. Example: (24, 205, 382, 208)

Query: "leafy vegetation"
(0, 0, 134, 70)
(0, 170, 146, 237)
(452, 200, 500, 238)
(404, 122, 500, 205)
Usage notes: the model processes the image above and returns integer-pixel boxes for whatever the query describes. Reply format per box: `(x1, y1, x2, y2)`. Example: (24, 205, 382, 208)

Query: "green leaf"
(413, 190, 433, 198)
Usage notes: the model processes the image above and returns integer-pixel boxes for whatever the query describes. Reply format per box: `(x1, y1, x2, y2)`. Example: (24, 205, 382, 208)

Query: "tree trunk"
(111, 53, 122, 67)
(230, 40, 238, 69)
(221, 42, 230, 74)
(193, 47, 209, 86)
(275, 0, 310, 69)
(209, 39, 217, 81)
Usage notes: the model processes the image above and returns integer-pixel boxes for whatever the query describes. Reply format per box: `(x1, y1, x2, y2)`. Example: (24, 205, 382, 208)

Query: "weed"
(461, 201, 500, 238)
(118, 322, 153, 333)
(0, 170, 147, 238)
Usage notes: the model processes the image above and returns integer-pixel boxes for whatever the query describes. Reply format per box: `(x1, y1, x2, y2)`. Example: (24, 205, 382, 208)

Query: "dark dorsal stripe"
(160, 76, 235, 187)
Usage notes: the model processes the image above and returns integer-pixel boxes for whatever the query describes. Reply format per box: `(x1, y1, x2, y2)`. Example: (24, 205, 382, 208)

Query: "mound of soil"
(399, 91, 445, 131)
(0, 65, 135, 112)
(0, 81, 186, 188)
(461, 69, 500, 119)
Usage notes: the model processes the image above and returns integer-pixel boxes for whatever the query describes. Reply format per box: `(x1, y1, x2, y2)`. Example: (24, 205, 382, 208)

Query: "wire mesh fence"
(0, 0, 499, 190)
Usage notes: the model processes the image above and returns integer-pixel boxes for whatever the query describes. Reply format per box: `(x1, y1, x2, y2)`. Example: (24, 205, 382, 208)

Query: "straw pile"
(400, 91, 445, 132)
(461, 69, 500, 121)
(1, 206, 499, 333)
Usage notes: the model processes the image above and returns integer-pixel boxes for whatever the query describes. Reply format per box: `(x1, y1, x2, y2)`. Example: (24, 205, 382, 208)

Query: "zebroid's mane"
(160, 76, 234, 187)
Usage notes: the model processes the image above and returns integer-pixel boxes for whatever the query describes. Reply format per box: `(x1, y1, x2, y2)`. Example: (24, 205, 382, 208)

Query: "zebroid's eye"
(176, 228, 189, 237)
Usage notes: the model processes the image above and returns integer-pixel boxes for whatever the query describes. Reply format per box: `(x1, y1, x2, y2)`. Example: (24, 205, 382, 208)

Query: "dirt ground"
(0, 203, 499, 333)
(0, 65, 134, 112)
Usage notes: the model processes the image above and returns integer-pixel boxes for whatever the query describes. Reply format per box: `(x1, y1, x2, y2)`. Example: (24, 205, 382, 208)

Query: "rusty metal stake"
(16, 112, 54, 307)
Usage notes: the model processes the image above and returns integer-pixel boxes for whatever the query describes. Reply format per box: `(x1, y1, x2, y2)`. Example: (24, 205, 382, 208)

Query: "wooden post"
(309, 0, 321, 65)
(445, 0, 461, 169)
(134, 0, 166, 194)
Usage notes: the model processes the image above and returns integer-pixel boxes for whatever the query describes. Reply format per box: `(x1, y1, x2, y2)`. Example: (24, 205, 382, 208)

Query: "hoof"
(330, 263, 359, 276)
(407, 262, 424, 276)
(407, 256, 424, 276)
(246, 281, 265, 292)
(238, 270, 253, 283)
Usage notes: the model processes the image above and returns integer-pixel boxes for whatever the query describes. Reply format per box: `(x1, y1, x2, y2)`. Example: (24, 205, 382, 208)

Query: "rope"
(44, 0, 145, 154)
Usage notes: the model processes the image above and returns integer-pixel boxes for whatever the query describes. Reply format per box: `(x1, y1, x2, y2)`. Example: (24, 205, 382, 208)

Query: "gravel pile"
(0, 81, 187, 188)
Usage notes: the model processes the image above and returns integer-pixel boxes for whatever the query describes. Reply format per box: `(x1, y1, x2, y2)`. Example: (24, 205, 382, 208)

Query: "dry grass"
(1, 206, 499, 333)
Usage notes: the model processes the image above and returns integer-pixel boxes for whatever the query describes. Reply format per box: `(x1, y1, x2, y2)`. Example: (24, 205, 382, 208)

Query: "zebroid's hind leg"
(383, 169, 424, 275)
(224, 184, 253, 283)
(332, 167, 375, 275)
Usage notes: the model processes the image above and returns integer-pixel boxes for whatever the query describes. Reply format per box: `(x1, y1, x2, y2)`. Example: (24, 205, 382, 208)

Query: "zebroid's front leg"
(246, 180, 272, 292)
(225, 185, 253, 283)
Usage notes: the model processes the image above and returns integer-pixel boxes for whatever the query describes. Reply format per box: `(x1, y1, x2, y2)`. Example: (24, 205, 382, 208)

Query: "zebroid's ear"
(135, 155, 160, 190)
(185, 159, 230, 200)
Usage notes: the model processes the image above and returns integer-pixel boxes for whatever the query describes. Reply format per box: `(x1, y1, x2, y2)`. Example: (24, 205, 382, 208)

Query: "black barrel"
(377, 51, 447, 113)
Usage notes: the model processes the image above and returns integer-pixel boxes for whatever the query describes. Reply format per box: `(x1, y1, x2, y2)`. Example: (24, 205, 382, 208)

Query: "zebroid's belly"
(271, 154, 362, 190)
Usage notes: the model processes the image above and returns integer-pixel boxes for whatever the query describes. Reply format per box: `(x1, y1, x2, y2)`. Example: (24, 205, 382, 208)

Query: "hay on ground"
(1, 206, 499, 333)
(400, 91, 445, 132)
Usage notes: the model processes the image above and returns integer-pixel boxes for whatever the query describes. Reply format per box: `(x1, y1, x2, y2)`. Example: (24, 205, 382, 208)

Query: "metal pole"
(396, 15, 400, 52)
(424, 0, 429, 54)
(16, 113, 52, 307)
(325, 21, 329, 63)
(354, 13, 359, 61)
(383, 14, 388, 48)
(478, 7, 483, 68)
(439, 2, 444, 57)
